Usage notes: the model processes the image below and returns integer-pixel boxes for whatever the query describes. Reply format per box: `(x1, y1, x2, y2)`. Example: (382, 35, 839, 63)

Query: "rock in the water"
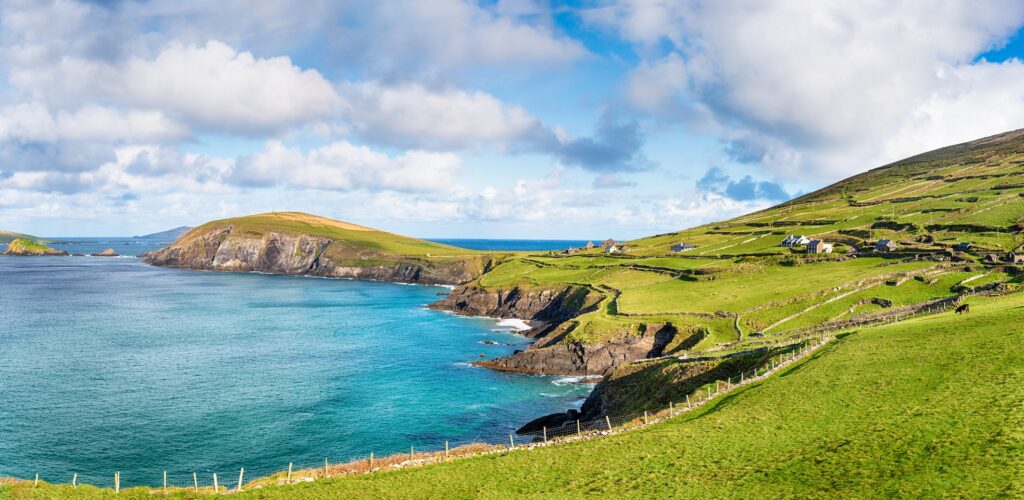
(91, 248, 119, 257)
(2, 238, 68, 256)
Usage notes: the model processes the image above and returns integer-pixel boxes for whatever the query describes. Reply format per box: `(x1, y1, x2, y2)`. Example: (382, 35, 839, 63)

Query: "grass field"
(8, 288, 1021, 498)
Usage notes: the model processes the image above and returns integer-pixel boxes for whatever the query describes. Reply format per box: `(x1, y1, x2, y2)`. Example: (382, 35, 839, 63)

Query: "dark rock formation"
(91, 248, 119, 257)
(428, 285, 599, 336)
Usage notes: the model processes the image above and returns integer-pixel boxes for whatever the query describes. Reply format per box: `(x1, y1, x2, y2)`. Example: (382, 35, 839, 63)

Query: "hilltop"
(0, 230, 45, 245)
(2, 238, 67, 256)
(133, 226, 192, 240)
(143, 212, 500, 285)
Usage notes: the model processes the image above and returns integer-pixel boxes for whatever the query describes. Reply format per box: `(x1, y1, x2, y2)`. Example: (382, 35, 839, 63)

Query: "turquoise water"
(0, 256, 592, 487)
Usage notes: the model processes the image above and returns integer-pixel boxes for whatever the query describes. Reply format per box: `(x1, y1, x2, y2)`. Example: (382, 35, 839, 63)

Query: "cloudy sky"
(3, 0, 1024, 238)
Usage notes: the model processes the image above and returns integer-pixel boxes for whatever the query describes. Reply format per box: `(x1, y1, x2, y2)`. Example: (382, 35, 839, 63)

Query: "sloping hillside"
(7, 290, 1021, 497)
(144, 212, 499, 286)
(0, 230, 44, 245)
(445, 129, 1024, 378)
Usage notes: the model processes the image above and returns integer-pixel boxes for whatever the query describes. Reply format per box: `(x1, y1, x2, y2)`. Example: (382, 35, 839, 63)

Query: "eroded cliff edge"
(143, 224, 492, 286)
(430, 285, 679, 376)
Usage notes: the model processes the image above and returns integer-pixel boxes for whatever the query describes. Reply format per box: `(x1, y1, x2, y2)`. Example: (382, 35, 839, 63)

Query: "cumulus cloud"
(595, 0, 1024, 180)
(544, 112, 652, 173)
(340, 82, 545, 149)
(697, 167, 789, 202)
(233, 140, 461, 193)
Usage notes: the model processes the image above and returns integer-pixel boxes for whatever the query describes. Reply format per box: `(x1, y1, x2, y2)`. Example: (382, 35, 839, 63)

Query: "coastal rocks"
(143, 227, 486, 286)
(475, 323, 677, 376)
(429, 285, 600, 335)
(2, 238, 68, 256)
(91, 248, 119, 257)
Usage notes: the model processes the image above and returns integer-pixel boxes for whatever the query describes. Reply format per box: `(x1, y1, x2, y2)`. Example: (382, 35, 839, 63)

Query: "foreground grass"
(6, 293, 1022, 498)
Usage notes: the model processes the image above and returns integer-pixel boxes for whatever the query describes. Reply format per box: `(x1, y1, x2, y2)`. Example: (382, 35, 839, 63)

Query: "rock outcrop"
(143, 226, 488, 286)
(428, 285, 600, 336)
(2, 238, 68, 256)
(475, 323, 677, 376)
(91, 248, 119, 257)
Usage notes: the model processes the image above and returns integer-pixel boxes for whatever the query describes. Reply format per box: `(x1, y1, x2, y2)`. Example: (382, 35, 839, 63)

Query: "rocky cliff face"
(143, 226, 486, 286)
(428, 285, 599, 336)
(476, 323, 677, 376)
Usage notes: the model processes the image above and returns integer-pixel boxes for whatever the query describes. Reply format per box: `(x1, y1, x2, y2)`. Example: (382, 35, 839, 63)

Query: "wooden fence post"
(543, 426, 548, 442)
(410, 446, 415, 462)
(163, 470, 167, 493)
(213, 473, 218, 494)
(605, 416, 612, 431)
(686, 394, 691, 408)
(324, 458, 329, 478)
(370, 452, 374, 471)
(193, 472, 198, 492)
(509, 433, 515, 448)
(72, 473, 77, 489)
(644, 411, 649, 424)
(237, 468, 244, 492)
(34, 473, 38, 487)
(115, 471, 120, 494)
(287, 462, 293, 483)
(669, 401, 674, 416)
(445, 441, 449, 458)
(576, 419, 581, 436)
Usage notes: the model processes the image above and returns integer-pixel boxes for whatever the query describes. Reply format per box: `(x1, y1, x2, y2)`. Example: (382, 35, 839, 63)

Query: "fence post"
(193, 472, 198, 492)
(163, 470, 167, 493)
(686, 394, 691, 409)
(115, 471, 120, 494)
(605, 416, 612, 431)
(644, 411, 649, 424)
(288, 462, 293, 483)
(543, 426, 548, 442)
(741, 372, 745, 383)
(72, 473, 77, 489)
(34, 473, 38, 488)
(707, 386, 711, 399)
(669, 401, 674, 416)
(509, 433, 515, 449)
(577, 419, 581, 436)
(370, 452, 374, 471)
(213, 473, 218, 493)
(237, 468, 244, 493)
(410, 446, 415, 462)
(445, 441, 449, 458)
(324, 457, 329, 478)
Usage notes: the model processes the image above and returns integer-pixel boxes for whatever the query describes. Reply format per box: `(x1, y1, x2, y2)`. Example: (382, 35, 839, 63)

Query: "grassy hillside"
(461, 130, 1024, 348)
(6, 289, 1021, 498)
(1, 238, 66, 256)
(178, 212, 476, 257)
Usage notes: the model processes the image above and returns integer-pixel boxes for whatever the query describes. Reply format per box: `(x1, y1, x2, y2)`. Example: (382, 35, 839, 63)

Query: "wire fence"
(8, 336, 834, 494)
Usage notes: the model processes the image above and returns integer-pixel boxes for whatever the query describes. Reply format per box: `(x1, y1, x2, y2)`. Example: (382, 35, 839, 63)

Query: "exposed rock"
(475, 323, 678, 376)
(2, 238, 68, 256)
(91, 248, 119, 257)
(144, 226, 488, 286)
(429, 285, 601, 337)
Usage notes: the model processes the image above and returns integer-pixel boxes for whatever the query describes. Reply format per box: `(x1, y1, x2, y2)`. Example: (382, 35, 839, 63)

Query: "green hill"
(1, 238, 67, 256)
(6, 289, 1021, 497)
(144, 212, 498, 285)
(0, 230, 45, 245)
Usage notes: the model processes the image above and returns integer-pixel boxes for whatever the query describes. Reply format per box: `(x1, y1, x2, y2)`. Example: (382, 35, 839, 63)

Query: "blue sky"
(2, 1, 1024, 238)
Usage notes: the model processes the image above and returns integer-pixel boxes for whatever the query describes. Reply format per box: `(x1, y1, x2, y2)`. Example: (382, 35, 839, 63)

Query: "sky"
(2, 1, 1024, 238)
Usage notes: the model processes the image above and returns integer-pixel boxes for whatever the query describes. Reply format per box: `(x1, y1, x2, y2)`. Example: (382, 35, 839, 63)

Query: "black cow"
(955, 303, 970, 315)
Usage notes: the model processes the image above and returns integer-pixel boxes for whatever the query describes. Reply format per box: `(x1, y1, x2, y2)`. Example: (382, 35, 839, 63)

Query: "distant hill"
(133, 226, 193, 240)
(143, 212, 495, 285)
(0, 230, 46, 244)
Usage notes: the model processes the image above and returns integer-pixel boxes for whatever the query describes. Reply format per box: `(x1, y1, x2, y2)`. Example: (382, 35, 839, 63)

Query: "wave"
(495, 319, 531, 331)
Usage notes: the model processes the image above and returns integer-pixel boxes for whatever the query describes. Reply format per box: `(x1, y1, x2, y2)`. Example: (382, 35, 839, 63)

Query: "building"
(955, 242, 972, 252)
(672, 243, 696, 252)
(602, 239, 616, 247)
(807, 240, 833, 254)
(605, 244, 619, 254)
(585, 241, 594, 250)
(1008, 252, 1024, 264)
(876, 239, 898, 253)
(781, 235, 811, 248)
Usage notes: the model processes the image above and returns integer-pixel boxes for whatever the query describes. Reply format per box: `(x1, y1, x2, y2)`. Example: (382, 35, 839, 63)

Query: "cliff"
(143, 212, 493, 286)
(2, 238, 68, 256)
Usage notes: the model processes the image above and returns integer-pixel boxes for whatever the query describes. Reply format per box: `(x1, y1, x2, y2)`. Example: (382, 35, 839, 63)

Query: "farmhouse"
(672, 243, 696, 252)
(807, 240, 833, 254)
(602, 239, 615, 247)
(1008, 252, 1024, 264)
(876, 239, 898, 253)
(781, 235, 811, 248)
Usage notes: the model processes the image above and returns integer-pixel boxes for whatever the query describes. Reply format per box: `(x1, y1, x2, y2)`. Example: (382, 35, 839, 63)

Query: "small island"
(2, 238, 68, 256)
(91, 248, 120, 257)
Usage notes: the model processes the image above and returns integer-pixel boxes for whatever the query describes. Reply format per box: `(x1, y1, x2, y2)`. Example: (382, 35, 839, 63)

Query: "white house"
(807, 240, 833, 254)
(672, 243, 696, 252)
(781, 235, 811, 248)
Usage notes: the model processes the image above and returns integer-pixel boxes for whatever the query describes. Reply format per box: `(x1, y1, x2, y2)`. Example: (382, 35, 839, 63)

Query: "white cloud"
(340, 82, 543, 149)
(601, 0, 1024, 180)
(233, 140, 462, 193)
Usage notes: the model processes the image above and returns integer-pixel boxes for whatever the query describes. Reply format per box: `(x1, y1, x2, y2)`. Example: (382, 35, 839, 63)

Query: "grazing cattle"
(955, 304, 970, 314)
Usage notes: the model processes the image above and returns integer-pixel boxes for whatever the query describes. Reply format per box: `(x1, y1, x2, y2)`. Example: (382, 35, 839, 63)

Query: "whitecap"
(495, 318, 532, 331)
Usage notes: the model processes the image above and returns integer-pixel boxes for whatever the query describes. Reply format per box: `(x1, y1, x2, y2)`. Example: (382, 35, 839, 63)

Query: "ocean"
(0, 238, 595, 487)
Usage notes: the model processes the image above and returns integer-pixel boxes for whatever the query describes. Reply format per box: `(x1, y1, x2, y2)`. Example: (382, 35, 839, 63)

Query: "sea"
(0, 238, 595, 487)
